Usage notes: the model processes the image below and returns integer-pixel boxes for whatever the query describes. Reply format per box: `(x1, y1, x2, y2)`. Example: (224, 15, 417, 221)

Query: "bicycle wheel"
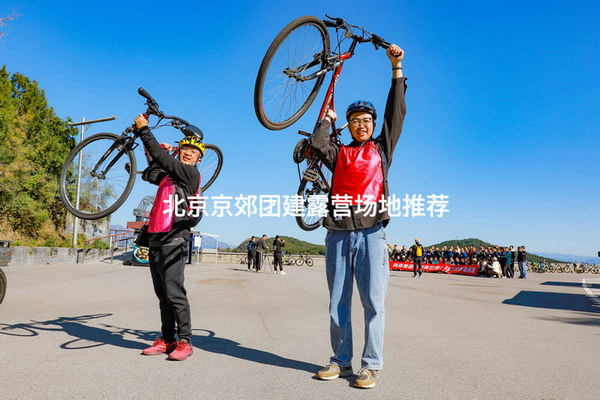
(199, 143, 223, 192)
(295, 163, 331, 231)
(0, 268, 6, 304)
(59, 133, 136, 220)
(254, 16, 330, 130)
(295, 257, 304, 266)
(306, 257, 314, 267)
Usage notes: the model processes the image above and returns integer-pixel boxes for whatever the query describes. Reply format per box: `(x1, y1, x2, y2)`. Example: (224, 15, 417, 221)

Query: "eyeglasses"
(349, 117, 373, 126)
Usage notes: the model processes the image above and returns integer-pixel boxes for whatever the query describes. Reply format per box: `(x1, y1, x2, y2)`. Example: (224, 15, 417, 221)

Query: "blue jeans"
(325, 223, 389, 370)
(518, 261, 528, 278)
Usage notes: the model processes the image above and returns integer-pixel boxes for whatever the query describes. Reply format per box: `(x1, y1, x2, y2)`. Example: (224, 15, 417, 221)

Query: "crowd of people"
(389, 242, 529, 278)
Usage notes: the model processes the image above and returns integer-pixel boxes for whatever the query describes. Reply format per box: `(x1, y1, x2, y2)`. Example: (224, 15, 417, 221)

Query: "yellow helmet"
(179, 136, 205, 156)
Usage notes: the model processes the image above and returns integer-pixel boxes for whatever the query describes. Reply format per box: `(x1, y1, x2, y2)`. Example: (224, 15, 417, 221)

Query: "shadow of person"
(191, 329, 321, 373)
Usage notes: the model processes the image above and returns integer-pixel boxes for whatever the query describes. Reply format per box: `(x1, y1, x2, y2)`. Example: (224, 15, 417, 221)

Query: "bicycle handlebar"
(137, 88, 191, 133)
(323, 15, 391, 50)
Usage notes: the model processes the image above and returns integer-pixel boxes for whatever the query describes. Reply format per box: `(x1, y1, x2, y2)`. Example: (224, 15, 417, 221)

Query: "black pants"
(247, 250, 255, 269)
(273, 252, 283, 271)
(413, 256, 423, 276)
(255, 251, 263, 270)
(149, 239, 191, 342)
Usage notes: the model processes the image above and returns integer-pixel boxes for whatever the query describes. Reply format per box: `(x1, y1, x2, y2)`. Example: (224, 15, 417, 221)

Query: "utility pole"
(68, 116, 116, 248)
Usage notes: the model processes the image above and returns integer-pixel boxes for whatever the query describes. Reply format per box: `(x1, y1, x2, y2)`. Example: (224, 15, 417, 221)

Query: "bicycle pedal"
(302, 169, 319, 182)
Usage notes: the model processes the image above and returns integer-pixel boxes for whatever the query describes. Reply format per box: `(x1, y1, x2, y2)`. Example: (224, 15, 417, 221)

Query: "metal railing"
(81, 229, 135, 263)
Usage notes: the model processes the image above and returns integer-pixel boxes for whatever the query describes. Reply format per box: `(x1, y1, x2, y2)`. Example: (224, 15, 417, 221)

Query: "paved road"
(1, 262, 599, 399)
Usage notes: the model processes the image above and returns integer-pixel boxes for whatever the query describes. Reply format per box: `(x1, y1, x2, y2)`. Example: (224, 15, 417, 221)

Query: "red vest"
(148, 176, 176, 233)
(331, 141, 384, 204)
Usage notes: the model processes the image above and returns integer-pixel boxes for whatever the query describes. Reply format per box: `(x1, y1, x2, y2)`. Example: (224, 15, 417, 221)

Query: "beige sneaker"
(316, 363, 353, 380)
(280, 271, 287, 275)
(354, 368, 379, 389)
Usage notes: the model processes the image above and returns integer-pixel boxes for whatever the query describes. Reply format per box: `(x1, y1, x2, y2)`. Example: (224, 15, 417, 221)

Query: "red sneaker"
(141, 338, 176, 356)
(167, 340, 194, 361)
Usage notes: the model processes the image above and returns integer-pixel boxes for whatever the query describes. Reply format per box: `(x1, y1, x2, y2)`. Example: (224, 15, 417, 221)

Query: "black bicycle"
(254, 15, 391, 230)
(294, 253, 314, 267)
(0, 268, 6, 304)
(59, 88, 224, 220)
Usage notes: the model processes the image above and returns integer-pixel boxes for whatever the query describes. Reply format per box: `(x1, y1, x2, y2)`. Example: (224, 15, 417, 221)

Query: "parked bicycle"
(59, 88, 223, 220)
(282, 252, 296, 266)
(254, 15, 391, 231)
(294, 253, 314, 267)
(0, 268, 6, 304)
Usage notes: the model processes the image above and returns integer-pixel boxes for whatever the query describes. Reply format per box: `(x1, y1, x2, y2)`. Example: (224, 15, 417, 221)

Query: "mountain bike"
(0, 268, 6, 304)
(254, 15, 391, 231)
(59, 88, 224, 220)
(294, 253, 314, 267)
(282, 252, 296, 266)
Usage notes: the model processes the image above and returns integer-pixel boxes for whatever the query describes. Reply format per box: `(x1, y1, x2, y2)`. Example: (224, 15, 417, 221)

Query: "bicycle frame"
(90, 131, 137, 179)
(297, 47, 355, 187)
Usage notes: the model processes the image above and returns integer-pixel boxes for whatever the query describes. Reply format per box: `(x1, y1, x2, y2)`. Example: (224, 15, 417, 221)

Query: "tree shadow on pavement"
(191, 329, 321, 373)
(503, 291, 599, 313)
(0, 314, 153, 350)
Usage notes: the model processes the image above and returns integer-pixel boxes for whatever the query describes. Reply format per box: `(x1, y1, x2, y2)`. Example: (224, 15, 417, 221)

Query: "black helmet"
(181, 124, 204, 141)
(346, 100, 377, 121)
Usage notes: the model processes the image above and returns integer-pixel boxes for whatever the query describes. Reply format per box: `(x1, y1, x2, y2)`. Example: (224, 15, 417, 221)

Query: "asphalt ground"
(1, 261, 599, 399)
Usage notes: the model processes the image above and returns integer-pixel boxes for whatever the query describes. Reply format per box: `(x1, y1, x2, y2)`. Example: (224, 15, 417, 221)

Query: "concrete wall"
(6, 246, 114, 266)
(5, 248, 325, 267)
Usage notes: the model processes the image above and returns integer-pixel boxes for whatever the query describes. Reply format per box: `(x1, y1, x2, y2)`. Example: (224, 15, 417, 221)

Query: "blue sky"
(1, 0, 598, 256)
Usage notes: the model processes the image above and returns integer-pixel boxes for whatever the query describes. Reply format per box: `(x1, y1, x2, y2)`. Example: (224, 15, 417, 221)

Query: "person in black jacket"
(517, 246, 528, 278)
(272, 235, 286, 274)
(312, 44, 407, 389)
(247, 236, 256, 271)
(254, 234, 268, 272)
(134, 114, 204, 361)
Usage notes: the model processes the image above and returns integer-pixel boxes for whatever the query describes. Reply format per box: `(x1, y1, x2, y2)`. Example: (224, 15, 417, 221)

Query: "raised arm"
(309, 110, 339, 172)
(377, 45, 408, 165)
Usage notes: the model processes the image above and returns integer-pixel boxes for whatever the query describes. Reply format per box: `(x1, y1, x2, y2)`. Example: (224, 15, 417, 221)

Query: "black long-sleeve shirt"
(137, 126, 200, 243)
(309, 77, 408, 231)
(273, 239, 285, 254)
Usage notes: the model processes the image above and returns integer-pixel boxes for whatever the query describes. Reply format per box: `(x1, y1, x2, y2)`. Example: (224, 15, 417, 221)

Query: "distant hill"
(232, 236, 325, 255)
(535, 252, 600, 265)
(429, 238, 494, 249)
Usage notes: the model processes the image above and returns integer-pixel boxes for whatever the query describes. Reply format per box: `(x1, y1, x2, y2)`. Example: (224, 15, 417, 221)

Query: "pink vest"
(148, 176, 176, 233)
(331, 142, 384, 204)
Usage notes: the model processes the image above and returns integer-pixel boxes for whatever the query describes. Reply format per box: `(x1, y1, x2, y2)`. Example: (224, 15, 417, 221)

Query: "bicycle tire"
(295, 257, 304, 266)
(254, 15, 330, 130)
(199, 143, 223, 192)
(59, 133, 136, 220)
(306, 257, 314, 267)
(0, 268, 6, 305)
(295, 174, 329, 231)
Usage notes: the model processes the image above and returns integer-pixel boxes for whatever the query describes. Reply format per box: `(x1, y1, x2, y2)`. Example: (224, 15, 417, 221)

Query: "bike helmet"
(346, 100, 377, 121)
(181, 124, 204, 141)
(179, 135, 205, 156)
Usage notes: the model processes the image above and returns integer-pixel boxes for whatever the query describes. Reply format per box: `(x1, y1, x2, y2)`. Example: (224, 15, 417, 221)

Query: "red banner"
(389, 261, 479, 276)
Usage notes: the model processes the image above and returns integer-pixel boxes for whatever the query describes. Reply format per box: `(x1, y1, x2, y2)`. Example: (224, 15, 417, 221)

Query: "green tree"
(0, 66, 76, 238)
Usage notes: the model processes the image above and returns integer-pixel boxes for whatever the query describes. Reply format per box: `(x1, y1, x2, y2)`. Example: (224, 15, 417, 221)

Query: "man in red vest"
(311, 44, 407, 389)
